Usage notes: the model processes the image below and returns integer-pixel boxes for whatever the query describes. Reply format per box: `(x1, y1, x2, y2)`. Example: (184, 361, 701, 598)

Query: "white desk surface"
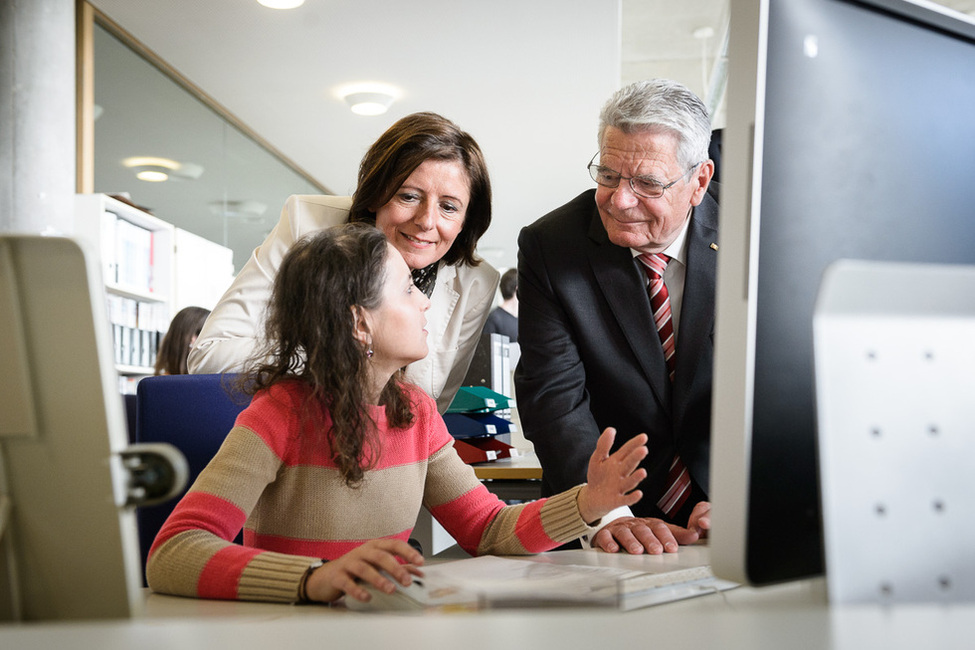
(3, 546, 974, 650)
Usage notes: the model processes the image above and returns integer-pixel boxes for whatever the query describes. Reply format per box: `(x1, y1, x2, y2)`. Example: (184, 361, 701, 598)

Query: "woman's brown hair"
(349, 112, 492, 267)
(154, 306, 211, 375)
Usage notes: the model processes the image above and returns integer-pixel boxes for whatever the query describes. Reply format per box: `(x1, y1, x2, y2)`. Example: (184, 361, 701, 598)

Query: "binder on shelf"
(100, 210, 119, 284)
(446, 386, 514, 414)
(461, 332, 513, 398)
(452, 436, 515, 464)
(443, 412, 517, 439)
(122, 327, 135, 367)
(114, 218, 154, 293)
(139, 329, 154, 368)
(104, 295, 162, 373)
(445, 386, 516, 464)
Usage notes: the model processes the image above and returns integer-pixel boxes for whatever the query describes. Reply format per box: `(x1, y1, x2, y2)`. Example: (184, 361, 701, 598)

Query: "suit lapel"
(426, 262, 458, 340)
(586, 190, 719, 419)
(587, 213, 673, 414)
(673, 195, 718, 405)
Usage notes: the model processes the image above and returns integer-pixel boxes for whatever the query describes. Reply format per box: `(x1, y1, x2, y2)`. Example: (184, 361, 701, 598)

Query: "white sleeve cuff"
(579, 506, 634, 549)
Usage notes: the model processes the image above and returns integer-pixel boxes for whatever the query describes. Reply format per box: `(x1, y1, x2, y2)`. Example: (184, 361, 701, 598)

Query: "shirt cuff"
(579, 506, 634, 549)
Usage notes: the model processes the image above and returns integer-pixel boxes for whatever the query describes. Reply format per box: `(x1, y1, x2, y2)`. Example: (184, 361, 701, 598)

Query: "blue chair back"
(134, 373, 249, 582)
(123, 393, 138, 443)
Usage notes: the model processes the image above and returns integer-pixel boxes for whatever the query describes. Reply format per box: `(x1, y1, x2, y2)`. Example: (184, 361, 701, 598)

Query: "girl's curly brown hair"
(240, 223, 414, 486)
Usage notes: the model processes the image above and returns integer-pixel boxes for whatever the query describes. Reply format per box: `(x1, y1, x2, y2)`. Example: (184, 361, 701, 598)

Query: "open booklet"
(345, 548, 737, 612)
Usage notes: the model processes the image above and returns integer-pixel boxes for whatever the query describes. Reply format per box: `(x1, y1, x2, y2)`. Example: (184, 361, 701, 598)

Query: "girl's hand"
(303, 538, 424, 603)
(577, 427, 648, 524)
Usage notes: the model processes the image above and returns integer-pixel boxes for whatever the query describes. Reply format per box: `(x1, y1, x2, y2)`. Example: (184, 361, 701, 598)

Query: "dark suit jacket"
(515, 188, 719, 523)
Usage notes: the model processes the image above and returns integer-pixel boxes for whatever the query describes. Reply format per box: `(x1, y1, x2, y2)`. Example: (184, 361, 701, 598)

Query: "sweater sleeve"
(418, 397, 596, 555)
(146, 394, 320, 602)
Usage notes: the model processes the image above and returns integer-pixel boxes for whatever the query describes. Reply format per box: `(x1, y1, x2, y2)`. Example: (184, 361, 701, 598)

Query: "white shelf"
(104, 283, 167, 304)
(74, 194, 175, 379)
(116, 364, 155, 376)
(75, 194, 174, 303)
(73, 194, 235, 387)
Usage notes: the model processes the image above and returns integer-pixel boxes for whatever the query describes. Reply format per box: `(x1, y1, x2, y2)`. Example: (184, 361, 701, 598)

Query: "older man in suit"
(516, 79, 717, 554)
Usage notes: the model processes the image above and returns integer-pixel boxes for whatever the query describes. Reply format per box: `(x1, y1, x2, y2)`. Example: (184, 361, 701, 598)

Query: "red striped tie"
(638, 253, 692, 518)
(639, 253, 676, 381)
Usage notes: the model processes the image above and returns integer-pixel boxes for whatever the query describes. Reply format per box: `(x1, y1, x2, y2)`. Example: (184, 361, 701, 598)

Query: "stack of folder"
(444, 386, 517, 464)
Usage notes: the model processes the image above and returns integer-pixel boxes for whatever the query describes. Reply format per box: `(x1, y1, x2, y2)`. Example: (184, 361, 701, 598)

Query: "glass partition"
(90, 21, 326, 271)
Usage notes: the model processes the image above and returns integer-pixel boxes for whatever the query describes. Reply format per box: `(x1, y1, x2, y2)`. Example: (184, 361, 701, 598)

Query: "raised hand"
(303, 538, 424, 603)
(576, 427, 648, 524)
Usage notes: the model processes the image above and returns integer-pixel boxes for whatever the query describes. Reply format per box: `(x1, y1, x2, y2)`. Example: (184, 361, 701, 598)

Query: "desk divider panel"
(814, 259, 975, 604)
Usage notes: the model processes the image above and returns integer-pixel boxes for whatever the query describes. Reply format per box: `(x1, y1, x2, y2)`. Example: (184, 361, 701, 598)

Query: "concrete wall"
(0, 0, 76, 235)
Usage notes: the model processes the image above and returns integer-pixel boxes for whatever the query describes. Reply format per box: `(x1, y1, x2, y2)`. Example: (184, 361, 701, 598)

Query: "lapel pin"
(709, 243, 719, 251)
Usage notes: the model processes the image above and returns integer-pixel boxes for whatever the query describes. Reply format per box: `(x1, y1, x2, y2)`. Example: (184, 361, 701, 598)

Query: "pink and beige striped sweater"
(146, 381, 593, 603)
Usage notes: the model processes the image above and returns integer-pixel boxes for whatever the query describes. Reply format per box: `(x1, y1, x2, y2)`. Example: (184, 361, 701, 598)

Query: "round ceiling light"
(209, 200, 269, 222)
(344, 91, 395, 116)
(122, 156, 204, 182)
(257, 0, 305, 9)
(336, 82, 401, 117)
(136, 168, 169, 182)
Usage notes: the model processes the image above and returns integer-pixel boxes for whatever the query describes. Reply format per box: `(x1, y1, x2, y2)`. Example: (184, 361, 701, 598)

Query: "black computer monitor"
(710, 0, 975, 586)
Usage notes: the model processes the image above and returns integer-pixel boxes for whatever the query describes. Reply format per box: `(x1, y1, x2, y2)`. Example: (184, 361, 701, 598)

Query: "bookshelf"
(75, 194, 174, 388)
(74, 194, 235, 391)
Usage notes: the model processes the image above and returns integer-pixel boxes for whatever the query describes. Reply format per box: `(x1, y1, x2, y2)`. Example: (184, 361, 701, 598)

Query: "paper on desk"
(420, 555, 623, 608)
(349, 554, 734, 612)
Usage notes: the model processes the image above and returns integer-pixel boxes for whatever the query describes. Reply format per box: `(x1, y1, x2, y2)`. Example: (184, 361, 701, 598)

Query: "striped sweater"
(146, 381, 593, 602)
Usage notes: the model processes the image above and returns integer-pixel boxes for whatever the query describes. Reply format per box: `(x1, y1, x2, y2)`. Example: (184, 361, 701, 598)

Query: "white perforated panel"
(814, 260, 975, 603)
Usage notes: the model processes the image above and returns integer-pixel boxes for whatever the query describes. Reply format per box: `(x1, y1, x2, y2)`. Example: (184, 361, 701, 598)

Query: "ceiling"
(86, 0, 975, 274)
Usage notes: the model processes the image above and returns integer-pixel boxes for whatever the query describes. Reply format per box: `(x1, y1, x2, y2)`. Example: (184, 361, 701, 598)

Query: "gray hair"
(598, 79, 712, 169)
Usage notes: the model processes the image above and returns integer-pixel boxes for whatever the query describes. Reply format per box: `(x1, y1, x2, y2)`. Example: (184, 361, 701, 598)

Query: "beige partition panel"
(814, 259, 975, 604)
(0, 235, 143, 621)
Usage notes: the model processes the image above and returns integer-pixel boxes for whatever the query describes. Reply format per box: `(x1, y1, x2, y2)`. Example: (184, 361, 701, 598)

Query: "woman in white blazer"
(188, 113, 499, 413)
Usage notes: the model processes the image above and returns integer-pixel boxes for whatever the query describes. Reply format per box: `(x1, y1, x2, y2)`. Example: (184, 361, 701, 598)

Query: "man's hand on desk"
(592, 501, 711, 555)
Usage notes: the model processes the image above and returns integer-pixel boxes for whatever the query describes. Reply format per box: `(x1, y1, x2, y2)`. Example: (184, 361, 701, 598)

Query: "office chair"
(123, 393, 138, 443)
(134, 373, 249, 582)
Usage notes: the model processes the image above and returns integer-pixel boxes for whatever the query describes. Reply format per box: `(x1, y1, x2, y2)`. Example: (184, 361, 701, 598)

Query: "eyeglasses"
(588, 154, 703, 199)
